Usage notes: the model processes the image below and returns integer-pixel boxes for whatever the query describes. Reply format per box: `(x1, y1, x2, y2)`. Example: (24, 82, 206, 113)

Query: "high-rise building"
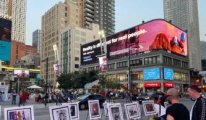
(78, 0, 115, 36)
(0, 0, 12, 18)
(164, 0, 201, 70)
(60, 24, 100, 74)
(201, 41, 206, 70)
(32, 29, 41, 53)
(11, 0, 26, 43)
(41, 1, 81, 87)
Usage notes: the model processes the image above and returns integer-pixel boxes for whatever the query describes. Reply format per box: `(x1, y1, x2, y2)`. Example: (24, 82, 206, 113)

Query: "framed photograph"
(4, 105, 34, 120)
(142, 100, 157, 116)
(107, 103, 124, 120)
(62, 102, 80, 120)
(88, 100, 101, 119)
(124, 102, 141, 120)
(49, 105, 70, 120)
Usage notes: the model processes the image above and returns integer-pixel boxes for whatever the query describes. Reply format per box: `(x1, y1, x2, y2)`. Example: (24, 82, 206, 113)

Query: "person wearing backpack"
(187, 85, 206, 120)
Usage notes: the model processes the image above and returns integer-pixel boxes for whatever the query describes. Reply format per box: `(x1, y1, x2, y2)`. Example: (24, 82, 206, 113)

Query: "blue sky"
(26, 0, 206, 45)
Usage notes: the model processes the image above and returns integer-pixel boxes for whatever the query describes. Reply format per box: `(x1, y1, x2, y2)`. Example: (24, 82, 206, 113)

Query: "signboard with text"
(81, 19, 188, 65)
(144, 82, 161, 88)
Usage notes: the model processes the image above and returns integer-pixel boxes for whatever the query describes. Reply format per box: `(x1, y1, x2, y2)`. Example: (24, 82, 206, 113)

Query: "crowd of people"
(6, 85, 206, 120)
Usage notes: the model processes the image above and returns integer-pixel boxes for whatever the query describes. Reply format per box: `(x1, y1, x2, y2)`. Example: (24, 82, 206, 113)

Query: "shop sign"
(144, 82, 161, 88)
(164, 82, 174, 88)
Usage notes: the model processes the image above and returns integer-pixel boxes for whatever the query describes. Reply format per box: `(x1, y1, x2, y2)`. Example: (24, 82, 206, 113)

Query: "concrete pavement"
(0, 97, 194, 120)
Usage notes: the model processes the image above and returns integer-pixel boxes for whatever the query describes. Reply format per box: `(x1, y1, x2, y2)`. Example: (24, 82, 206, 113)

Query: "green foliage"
(57, 70, 99, 90)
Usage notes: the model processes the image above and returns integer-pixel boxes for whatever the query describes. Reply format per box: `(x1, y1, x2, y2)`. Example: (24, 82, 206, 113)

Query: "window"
(173, 59, 181, 67)
(75, 57, 79, 61)
(75, 64, 79, 68)
(163, 56, 172, 65)
(144, 56, 160, 65)
(131, 71, 143, 81)
(116, 61, 127, 68)
(108, 63, 115, 70)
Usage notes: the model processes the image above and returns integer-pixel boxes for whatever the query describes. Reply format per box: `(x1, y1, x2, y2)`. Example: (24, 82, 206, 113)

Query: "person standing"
(12, 90, 17, 105)
(166, 88, 189, 120)
(187, 85, 206, 120)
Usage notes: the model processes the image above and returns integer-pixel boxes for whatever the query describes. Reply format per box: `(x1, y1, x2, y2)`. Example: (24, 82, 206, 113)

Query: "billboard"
(99, 56, 107, 72)
(0, 18, 12, 41)
(143, 68, 160, 80)
(81, 19, 188, 65)
(0, 40, 11, 62)
(81, 40, 102, 64)
(164, 67, 174, 80)
(14, 70, 30, 78)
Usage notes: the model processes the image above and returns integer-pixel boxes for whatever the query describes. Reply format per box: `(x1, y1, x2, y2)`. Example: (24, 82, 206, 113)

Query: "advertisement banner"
(0, 40, 11, 62)
(81, 19, 188, 65)
(143, 68, 160, 80)
(164, 82, 174, 88)
(0, 18, 12, 41)
(144, 82, 161, 88)
(164, 68, 174, 80)
(53, 64, 61, 76)
(99, 56, 107, 72)
(14, 70, 30, 78)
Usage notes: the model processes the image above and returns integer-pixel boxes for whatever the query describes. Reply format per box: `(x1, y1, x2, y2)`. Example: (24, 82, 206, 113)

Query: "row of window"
(106, 71, 189, 82)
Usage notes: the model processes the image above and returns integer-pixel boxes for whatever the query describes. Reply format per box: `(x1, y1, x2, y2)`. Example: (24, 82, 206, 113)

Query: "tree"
(57, 70, 99, 90)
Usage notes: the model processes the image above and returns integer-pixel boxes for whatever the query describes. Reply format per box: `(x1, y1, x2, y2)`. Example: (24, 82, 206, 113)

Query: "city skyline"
(26, 0, 206, 45)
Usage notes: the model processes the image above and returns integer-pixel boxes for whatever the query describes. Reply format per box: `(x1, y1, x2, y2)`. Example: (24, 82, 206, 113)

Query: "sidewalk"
(0, 98, 56, 109)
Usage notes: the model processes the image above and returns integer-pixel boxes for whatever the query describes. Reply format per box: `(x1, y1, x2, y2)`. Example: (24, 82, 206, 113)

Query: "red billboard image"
(81, 19, 188, 65)
(107, 19, 188, 59)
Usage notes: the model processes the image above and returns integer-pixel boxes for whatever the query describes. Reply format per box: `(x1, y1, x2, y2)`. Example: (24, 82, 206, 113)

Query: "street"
(0, 97, 193, 120)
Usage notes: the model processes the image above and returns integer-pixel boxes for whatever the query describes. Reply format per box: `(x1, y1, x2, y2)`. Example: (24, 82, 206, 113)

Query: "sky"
(26, 0, 206, 45)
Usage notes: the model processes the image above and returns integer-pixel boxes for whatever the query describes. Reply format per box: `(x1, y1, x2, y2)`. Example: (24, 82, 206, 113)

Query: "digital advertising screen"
(0, 40, 11, 62)
(0, 18, 12, 41)
(81, 19, 188, 65)
(81, 40, 102, 64)
(143, 68, 160, 80)
(14, 70, 30, 78)
(164, 68, 174, 80)
(99, 56, 107, 72)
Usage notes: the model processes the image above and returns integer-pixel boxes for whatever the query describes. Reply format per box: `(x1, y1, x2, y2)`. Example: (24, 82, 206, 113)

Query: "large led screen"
(81, 40, 101, 64)
(0, 40, 11, 62)
(143, 68, 160, 80)
(0, 18, 12, 41)
(81, 19, 188, 65)
(164, 68, 174, 80)
(14, 70, 30, 78)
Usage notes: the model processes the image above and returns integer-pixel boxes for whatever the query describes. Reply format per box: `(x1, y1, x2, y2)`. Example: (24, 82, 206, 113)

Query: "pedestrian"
(12, 89, 17, 105)
(43, 93, 49, 107)
(165, 88, 189, 120)
(187, 85, 206, 120)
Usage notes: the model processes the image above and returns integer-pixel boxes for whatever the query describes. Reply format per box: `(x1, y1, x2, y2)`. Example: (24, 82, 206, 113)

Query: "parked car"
(77, 94, 106, 110)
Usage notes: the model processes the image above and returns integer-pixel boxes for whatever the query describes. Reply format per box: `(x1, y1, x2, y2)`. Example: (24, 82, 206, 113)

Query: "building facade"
(32, 29, 41, 53)
(81, 19, 190, 93)
(41, 1, 81, 87)
(11, 0, 26, 43)
(60, 24, 100, 74)
(0, 0, 26, 43)
(201, 41, 206, 70)
(78, 0, 115, 36)
(164, 0, 201, 70)
(0, 0, 12, 18)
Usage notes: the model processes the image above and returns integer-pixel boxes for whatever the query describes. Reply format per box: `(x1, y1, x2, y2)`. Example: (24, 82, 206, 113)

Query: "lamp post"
(128, 47, 131, 91)
(42, 58, 48, 94)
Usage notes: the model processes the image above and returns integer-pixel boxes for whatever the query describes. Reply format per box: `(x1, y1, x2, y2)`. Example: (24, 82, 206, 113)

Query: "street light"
(42, 58, 48, 94)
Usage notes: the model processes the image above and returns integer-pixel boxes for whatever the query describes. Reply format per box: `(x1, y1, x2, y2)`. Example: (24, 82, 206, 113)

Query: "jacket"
(192, 96, 206, 120)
